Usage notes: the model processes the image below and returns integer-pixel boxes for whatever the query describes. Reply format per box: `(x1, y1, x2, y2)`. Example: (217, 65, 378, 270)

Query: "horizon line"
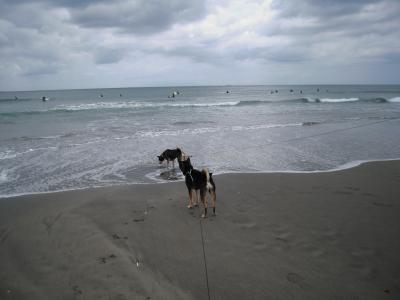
(2, 83, 400, 93)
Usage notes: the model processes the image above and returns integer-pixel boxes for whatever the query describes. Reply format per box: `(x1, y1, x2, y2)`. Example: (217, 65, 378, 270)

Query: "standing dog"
(158, 148, 182, 168)
(178, 154, 216, 218)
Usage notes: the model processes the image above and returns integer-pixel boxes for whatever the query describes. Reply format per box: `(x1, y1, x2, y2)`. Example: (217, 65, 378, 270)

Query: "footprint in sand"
(98, 254, 116, 264)
(287, 272, 308, 289)
(275, 236, 288, 243)
(346, 186, 360, 191)
(0, 227, 11, 245)
(274, 233, 293, 251)
(112, 233, 128, 240)
(133, 218, 145, 222)
(42, 213, 62, 235)
(72, 285, 82, 298)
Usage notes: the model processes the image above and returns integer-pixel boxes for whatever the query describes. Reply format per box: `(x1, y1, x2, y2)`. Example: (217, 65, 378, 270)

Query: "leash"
(199, 219, 211, 300)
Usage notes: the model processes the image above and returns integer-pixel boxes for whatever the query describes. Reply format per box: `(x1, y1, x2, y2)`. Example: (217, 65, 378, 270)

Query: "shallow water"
(1, 85, 400, 197)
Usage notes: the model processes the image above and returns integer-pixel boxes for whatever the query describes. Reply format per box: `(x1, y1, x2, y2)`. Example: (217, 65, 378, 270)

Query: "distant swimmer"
(226, 90, 229, 94)
(317, 88, 320, 92)
(300, 90, 303, 94)
(290, 89, 293, 92)
(42, 96, 49, 101)
(120, 94, 122, 97)
(14, 96, 18, 100)
(170, 91, 180, 98)
(275, 90, 278, 93)
(99, 94, 104, 98)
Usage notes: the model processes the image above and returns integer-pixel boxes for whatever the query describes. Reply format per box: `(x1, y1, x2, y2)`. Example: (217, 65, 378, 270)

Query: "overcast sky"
(0, 0, 399, 91)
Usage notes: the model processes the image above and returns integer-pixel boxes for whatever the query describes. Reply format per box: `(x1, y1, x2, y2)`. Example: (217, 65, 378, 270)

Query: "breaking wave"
(55, 101, 240, 111)
(1, 96, 399, 118)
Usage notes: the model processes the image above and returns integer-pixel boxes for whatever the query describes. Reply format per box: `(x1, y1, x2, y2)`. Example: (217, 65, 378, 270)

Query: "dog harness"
(187, 169, 194, 182)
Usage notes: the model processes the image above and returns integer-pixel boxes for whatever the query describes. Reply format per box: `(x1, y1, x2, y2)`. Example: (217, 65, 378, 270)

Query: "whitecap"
(0, 170, 8, 183)
(388, 97, 400, 103)
(53, 101, 240, 112)
(319, 98, 359, 103)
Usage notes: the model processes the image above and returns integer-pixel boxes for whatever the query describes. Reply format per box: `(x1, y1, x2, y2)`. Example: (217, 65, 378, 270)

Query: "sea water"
(1, 85, 400, 197)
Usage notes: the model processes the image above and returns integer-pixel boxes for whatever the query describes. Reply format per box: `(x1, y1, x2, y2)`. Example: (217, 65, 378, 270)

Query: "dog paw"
(187, 205, 193, 209)
(201, 214, 207, 218)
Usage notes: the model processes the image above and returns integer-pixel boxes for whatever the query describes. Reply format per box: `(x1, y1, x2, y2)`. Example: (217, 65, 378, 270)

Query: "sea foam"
(388, 97, 400, 103)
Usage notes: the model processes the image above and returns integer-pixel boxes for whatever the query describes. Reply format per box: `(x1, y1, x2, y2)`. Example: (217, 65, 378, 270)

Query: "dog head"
(178, 156, 193, 175)
(157, 155, 165, 163)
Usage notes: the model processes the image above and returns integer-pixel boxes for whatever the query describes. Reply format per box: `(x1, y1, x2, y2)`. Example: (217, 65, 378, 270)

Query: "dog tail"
(203, 168, 213, 191)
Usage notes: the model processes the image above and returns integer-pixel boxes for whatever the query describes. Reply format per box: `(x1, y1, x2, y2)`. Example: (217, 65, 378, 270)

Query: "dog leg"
(211, 189, 216, 215)
(200, 189, 208, 218)
(194, 191, 199, 207)
(187, 189, 194, 209)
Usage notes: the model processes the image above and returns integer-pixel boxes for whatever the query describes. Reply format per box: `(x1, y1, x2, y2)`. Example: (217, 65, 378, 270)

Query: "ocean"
(1, 85, 400, 198)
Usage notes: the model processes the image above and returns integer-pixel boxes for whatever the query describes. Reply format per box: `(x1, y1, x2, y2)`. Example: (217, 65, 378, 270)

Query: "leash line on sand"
(199, 220, 211, 300)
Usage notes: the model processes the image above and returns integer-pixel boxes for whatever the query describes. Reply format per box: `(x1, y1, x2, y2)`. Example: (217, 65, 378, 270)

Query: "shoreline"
(1, 157, 400, 200)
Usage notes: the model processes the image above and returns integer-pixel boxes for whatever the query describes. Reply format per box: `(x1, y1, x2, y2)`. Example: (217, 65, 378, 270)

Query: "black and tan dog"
(178, 154, 216, 218)
(158, 147, 182, 168)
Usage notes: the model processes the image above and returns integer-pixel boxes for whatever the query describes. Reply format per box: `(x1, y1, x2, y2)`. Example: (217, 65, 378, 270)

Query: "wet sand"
(0, 160, 399, 299)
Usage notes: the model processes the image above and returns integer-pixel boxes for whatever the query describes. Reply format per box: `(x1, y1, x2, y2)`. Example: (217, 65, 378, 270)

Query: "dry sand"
(0, 160, 399, 299)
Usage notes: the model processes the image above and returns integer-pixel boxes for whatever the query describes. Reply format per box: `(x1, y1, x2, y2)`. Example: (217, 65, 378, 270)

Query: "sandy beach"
(0, 160, 399, 299)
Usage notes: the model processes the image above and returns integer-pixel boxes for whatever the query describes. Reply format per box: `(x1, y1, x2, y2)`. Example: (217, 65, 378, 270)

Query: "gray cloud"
(271, 0, 381, 18)
(0, 0, 107, 8)
(0, 0, 399, 90)
(94, 48, 126, 64)
(269, 0, 400, 36)
(0, 0, 207, 34)
(70, 0, 206, 34)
